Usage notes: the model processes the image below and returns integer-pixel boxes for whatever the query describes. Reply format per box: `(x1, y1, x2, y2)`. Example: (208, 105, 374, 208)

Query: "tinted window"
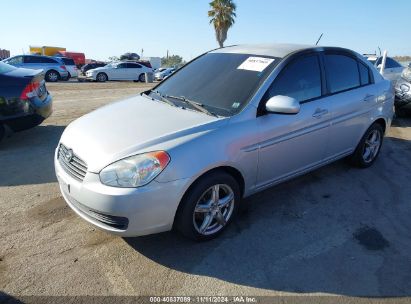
(325, 54, 360, 93)
(126, 63, 141, 68)
(154, 53, 278, 116)
(61, 58, 75, 65)
(385, 58, 402, 68)
(358, 62, 370, 86)
(117, 63, 127, 68)
(24, 56, 42, 63)
(36, 57, 58, 64)
(267, 55, 322, 103)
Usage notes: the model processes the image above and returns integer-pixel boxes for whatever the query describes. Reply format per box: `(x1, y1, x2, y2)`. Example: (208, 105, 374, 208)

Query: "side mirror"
(265, 95, 300, 114)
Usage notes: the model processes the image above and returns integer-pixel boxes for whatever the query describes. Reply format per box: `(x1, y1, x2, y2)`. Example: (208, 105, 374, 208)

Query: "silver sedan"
(55, 44, 394, 240)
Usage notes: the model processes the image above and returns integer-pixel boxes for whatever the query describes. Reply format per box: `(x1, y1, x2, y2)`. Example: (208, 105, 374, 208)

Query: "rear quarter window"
(358, 62, 371, 86)
(325, 54, 360, 93)
(61, 58, 75, 65)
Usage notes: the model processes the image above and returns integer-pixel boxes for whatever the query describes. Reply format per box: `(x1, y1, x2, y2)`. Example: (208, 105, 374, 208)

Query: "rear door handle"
(363, 94, 375, 102)
(312, 108, 328, 118)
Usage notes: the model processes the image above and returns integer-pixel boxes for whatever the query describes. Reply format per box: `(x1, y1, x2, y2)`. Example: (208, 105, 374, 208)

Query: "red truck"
(56, 51, 85, 67)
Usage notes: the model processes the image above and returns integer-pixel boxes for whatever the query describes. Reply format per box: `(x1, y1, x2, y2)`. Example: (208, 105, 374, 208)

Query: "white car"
(366, 55, 404, 83)
(155, 68, 176, 81)
(60, 57, 78, 79)
(86, 62, 152, 82)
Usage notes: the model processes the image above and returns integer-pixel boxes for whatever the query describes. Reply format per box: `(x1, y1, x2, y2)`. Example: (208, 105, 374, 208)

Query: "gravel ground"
(0, 81, 410, 301)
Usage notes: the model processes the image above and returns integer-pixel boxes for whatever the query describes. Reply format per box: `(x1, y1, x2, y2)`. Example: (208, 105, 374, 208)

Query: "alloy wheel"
(193, 184, 235, 236)
(362, 129, 381, 163)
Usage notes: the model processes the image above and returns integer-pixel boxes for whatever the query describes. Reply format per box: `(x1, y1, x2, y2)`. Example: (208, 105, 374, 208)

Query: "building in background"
(0, 49, 10, 60)
(29, 46, 66, 56)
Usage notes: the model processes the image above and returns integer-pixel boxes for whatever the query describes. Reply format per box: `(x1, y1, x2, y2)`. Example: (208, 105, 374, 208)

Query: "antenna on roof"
(315, 33, 323, 46)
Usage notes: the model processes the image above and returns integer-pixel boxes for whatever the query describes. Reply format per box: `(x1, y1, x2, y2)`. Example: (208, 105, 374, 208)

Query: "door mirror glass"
(265, 95, 300, 114)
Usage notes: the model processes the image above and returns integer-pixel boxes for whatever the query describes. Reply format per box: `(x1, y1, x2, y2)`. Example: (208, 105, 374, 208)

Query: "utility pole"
(166, 50, 169, 59)
(141, 48, 144, 57)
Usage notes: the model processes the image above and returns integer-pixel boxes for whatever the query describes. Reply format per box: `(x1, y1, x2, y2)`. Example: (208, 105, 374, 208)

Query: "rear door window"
(324, 54, 360, 93)
(126, 63, 142, 69)
(267, 54, 322, 103)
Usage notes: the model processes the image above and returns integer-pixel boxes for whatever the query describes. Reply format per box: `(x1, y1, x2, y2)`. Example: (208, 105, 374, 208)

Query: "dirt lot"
(0, 81, 411, 301)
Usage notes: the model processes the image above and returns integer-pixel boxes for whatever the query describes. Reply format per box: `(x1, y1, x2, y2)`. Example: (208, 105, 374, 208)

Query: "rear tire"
(45, 70, 59, 82)
(96, 73, 108, 82)
(350, 123, 384, 168)
(139, 73, 145, 82)
(175, 171, 240, 241)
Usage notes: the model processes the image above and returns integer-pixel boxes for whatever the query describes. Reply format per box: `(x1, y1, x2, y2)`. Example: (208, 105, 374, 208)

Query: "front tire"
(350, 123, 384, 168)
(139, 73, 145, 82)
(96, 73, 108, 82)
(175, 171, 240, 241)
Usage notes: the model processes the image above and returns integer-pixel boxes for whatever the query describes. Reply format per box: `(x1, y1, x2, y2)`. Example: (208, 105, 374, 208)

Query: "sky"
(1, 0, 410, 61)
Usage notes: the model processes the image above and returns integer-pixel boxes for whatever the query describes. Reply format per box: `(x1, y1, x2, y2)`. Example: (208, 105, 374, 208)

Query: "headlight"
(99, 151, 170, 188)
(402, 69, 411, 82)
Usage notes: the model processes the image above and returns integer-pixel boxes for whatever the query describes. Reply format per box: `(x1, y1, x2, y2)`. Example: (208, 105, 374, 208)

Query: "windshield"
(105, 63, 117, 68)
(152, 53, 279, 116)
(0, 61, 16, 74)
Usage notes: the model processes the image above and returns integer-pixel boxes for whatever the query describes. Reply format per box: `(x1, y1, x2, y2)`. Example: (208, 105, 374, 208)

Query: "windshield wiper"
(146, 90, 176, 107)
(164, 95, 217, 117)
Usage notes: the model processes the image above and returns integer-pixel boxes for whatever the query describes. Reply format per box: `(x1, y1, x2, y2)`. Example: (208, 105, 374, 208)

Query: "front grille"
(64, 191, 129, 230)
(58, 144, 88, 181)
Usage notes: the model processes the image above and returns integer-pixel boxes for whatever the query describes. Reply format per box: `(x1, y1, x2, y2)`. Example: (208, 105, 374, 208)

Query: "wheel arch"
(172, 165, 246, 228)
(96, 72, 108, 81)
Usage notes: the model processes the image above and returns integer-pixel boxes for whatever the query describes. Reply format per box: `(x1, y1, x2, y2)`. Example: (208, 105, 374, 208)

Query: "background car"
(3, 55, 69, 82)
(366, 55, 404, 83)
(154, 68, 176, 81)
(81, 62, 106, 75)
(0, 62, 52, 142)
(85, 62, 153, 82)
(394, 65, 411, 116)
(59, 57, 78, 79)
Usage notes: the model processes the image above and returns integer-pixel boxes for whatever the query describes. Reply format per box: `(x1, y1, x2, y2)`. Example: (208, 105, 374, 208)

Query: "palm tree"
(208, 0, 237, 48)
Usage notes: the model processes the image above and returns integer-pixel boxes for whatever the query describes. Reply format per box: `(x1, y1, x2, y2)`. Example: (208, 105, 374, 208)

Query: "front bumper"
(54, 152, 191, 237)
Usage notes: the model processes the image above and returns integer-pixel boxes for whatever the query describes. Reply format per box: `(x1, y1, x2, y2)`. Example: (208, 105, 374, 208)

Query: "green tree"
(161, 55, 184, 68)
(208, 0, 236, 48)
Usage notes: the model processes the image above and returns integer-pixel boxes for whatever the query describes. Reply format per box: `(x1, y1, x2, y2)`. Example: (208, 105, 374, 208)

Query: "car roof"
(211, 43, 317, 58)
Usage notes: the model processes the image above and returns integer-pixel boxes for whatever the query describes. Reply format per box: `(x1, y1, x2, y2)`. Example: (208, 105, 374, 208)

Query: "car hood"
(60, 95, 225, 172)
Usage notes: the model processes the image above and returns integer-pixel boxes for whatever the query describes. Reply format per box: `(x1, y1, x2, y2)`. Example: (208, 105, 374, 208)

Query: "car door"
(125, 63, 142, 80)
(323, 53, 376, 159)
(256, 53, 331, 188)
(23, 55, 43, 70)
(110, 63, 127, 80)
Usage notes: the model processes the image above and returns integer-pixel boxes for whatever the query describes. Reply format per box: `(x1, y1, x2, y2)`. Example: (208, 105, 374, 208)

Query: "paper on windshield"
(237, 57, 275, 72)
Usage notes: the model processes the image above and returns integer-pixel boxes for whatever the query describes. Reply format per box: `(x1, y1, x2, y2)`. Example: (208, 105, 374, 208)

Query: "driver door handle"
(312, 108, 328, 118)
